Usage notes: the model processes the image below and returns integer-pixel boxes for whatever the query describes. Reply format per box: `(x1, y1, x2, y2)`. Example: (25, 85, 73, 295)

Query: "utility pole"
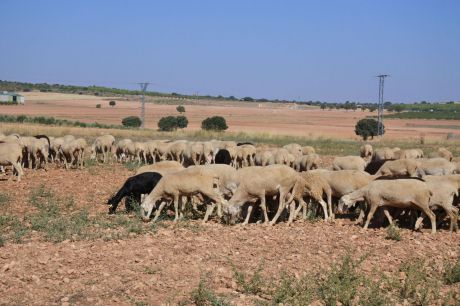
(376, 75, 388, 136)
(138, 82, 149, 128)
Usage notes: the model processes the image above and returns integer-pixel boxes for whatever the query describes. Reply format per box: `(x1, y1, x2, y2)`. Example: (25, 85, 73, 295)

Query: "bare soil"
(0, 164, 459, 305)
(1, 92, 459, 140)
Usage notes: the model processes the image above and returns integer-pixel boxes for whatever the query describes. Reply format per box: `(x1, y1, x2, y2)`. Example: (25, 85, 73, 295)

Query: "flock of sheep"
(1, 133, 459, 233)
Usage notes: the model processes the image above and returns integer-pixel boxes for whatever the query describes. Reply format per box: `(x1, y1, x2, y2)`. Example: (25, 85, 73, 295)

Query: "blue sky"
(1, 0, 459, 102)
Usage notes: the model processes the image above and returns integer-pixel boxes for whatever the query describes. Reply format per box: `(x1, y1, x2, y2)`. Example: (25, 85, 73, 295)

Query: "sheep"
(311, 169, 374, 221)
(360, 144, 373, 160)
(423, 175, 460, 231)
(163, 140, 188, 164)
(332, 156, 367, 171)
(418, 158, 456, 176)
(140, 166, 226, 223)
(91, 134, 115, 163)
(293, 153, 320, 172)
(372, 147, 399, 161)
(438, 147, 453, 161)
(115, 139, 133, 162)
(60, 138, 87, 169)
(394, 149, 423, 159)
(187, 142, 206, 165)
(0, 142, 24, 181)
(267, 148, 291, 166)
(108, 172, 163, 214)
(134, 142, 148, 164)
(254, 148, 274, 166)
(32, 135, 50, 169)
(374, 159, 422, 178)
(135, 160, 184, 176)
(235, 144, 256, 168)
(223, 165, 298, 225)
(301, 146, 315, 155)
(283, 143, 302, 157)
(214, 149, 232, 165)
(49, 137, 65, 163)
(339, 179, 436, 233)
(287, 171, 332, 223)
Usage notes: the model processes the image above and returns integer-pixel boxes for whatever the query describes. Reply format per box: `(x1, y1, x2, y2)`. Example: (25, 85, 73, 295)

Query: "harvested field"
(0, 164, 459, 305)
(1, 92, 460, 140)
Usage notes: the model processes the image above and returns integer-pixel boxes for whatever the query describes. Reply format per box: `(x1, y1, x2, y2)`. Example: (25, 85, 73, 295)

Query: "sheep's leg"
(203, 203, 216, 223)
(383, 209, 393, 225)
(259, 194, 270, 224)
(318, 199, 329, 221)
(243, 205, 253, 225)
(12, 162, 22, 182)
(152, 201, 167, 222)
(327, 192, 334, 220)
(420, 206, 436, 234)
(363, 202, 378, 230)
(270, 190, 287, 225)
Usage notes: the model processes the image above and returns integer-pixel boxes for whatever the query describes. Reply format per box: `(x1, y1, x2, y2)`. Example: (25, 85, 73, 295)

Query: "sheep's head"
(140, 196, 156, 222)
(338, 194, 356, 212)
(222, 204, 241, 225)
(90, 145, 97, 160)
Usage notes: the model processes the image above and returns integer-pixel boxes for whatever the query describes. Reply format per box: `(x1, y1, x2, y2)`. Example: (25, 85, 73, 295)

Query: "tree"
(201, 116, 228, 131)
(355, 118, 384, 140)
(175, 115, 188, 128)
(96, 104, 101, 108)
(176, 105, 185, 113)
(242, 97, 254, 102)
(109, 100, 116, 107)
(320, 103, 327, 110)
(158, 116, 178, 131)
(122, 116, 142, 128)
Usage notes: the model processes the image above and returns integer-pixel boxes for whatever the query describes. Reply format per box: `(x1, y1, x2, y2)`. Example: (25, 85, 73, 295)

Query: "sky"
(1, 0, 459, 103)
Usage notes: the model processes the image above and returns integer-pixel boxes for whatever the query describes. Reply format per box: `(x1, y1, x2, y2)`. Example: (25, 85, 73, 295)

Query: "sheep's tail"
(34, 135, 51, 157)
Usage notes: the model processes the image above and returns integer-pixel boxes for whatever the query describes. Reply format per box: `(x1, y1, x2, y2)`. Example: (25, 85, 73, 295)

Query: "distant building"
(0, 91, 25, 104)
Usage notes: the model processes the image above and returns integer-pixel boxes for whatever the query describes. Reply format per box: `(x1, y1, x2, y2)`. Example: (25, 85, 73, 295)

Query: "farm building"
(0, 91, 25, 104)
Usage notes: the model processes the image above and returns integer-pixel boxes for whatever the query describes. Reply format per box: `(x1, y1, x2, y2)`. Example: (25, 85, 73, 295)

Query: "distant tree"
(176, 105, 185, 113)
(228, 96, 237, 100)
(391, 105, 404, 112)
(355, 118, 384, 140)
(122, 116, 142, 128)
(175, 115, 188, 129)
(158, 116, 178, 131)
(96, 104, 101, 108)
(109, 100, 116, 107)
(369, 105, 377, 112)
(320, 103, 327, 110)
(201, 116, 228, 131)
(242, 97, 254, 102)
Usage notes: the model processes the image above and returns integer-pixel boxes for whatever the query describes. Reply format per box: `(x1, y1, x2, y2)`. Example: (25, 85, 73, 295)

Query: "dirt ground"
(0, 164, 459, 305)
(1, 92, 459, 140)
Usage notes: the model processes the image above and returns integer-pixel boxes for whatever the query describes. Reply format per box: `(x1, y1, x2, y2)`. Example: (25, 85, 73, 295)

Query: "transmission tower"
(138, 82, 149, 128)
(377, 75, 388, 136)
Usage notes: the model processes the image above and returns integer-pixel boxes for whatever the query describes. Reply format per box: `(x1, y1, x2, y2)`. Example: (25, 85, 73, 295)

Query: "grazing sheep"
(293, 153, 320, 172)
(0, 142, 24, 181)
(301, 146, 315, 155)
(374, 159, 422, 178)
(235, 144, 256, 168)
(49, 137, 65, 163)
(287, 171, 332, 222)
(115, 139, 134, 162)
(438, 147, 453, 161)
(283, 143, 302, 157)
(223, 165, 298, 225)
(394, 149, 423, 159)
(339, 179, 436, 233)
(135, 160, 184, 176)
(163, 140, 188, 164)
(360, 144, 373, 160)
(215, 149, 232, 165)
(254, 148, 274, 166)
(267, 148, 291, 166)
(140, 166, 226, 223)
(423, 175, 460, 231)
(418, 158, 456, 176)
(332, 156, 367, 171)
(91, 134, 115, 163)
(108, 172, 163, 214)
(134, 142, 148, 164)
(60, 138, 87, 169)
(373, 147, 400, 161)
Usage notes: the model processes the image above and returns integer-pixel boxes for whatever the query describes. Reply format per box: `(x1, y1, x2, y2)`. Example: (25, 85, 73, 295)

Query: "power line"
(376, 74, 389, 137)
(138, 82, 149, 128)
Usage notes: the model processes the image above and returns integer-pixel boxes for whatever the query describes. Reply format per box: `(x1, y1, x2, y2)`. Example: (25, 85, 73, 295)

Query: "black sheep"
(107, 172, 162, 214)
(214, 149, 232, 165)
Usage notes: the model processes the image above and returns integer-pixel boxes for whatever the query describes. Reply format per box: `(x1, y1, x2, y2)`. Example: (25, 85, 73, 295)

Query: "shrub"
(176, 115, 188, 128)
(386, 223, 402, 241)
(242, 97, 254, 101)
(444, 258, 460, 284)
(122, 116, 142, 128)
(109, 100, 116, 107)
(176, 105, 185, 113)
(355, 118, 384, 140)
(96, 104, 101, 108)
(201, 116, 228, 131)
(158, 116, 178, 131)
(16, 115, 27, 123)
(157, 116, 188, 131)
